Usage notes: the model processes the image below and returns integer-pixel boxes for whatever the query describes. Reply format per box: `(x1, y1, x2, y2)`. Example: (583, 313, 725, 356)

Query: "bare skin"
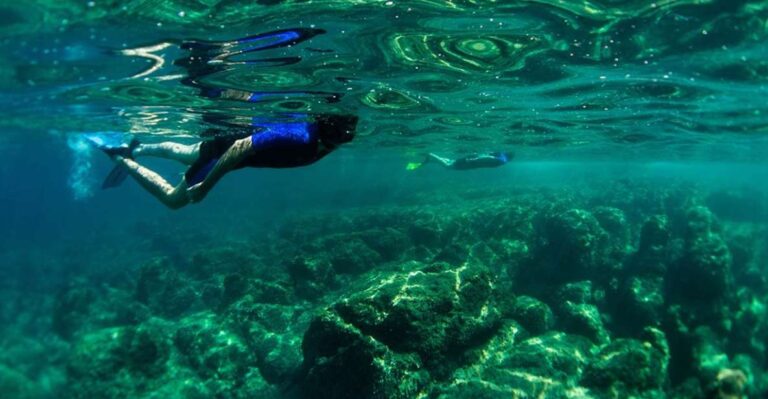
(426, 153, 455, 168)
(112, 137, 254, 209)
(133, 142, 201, 165)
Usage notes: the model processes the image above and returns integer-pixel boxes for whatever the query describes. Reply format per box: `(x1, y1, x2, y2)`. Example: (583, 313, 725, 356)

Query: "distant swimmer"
(85, 114, 357, 209)
(407, 152, 512, 170)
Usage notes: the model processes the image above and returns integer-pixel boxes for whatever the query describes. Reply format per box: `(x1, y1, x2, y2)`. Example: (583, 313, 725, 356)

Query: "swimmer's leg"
(113, 156, 191, 210)
(427, 153, 455, 168)
(185, 137, 253, 203)
(134, 142, 201, 165)
(112, 136, 251, 208)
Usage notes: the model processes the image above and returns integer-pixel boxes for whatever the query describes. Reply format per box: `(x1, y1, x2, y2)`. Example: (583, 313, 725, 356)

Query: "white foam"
(66, 135, 96, 200)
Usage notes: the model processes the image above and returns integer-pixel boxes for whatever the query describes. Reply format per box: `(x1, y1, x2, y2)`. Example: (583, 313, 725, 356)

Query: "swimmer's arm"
(187, 137, 253, 202)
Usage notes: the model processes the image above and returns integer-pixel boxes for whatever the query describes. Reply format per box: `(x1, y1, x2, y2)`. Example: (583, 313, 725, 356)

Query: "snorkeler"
(407, 152, 511, 170)
(86, 114, 357, 209)
(81, 28, 359, 209)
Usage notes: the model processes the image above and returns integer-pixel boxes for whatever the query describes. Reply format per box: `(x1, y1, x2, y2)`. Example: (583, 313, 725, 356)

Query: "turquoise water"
(1, 1, 767, 398)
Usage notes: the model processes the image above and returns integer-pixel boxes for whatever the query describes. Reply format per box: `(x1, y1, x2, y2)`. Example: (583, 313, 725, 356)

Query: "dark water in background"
(1, 1, 768, 398)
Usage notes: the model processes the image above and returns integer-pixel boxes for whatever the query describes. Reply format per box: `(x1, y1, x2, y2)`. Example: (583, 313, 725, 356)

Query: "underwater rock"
(238, 369, 281, 399)
(189, 246, 260, 278)
(54, 282, 149, 340)
(711, 368, 748, 399)
(639, 215, 672, 254)
(729, 291, 767, 364)
(692, 330, 761, 398)
(29, 184, 768, 399)
(500, 238, 533, 281)
(200, 282, 223, 309)
(535, 208, 609, 283)
(221, 273, 249, 307)
(224, 295, 309, 385)
(173, 312, 253, 383)
(0, 364, 42, 399)
(219, 274, 295, 309)
(119, 323, 170, 376)
(593, 207, 629, 242)
(249, 279, 295, 305)
(67, 327, 127, 381)
(582, 327, 670, 394)
(668, 378, 707, 399)
(429, 321, 536, 399)
(593, 206, 632, 268)
(613, 276, 665, 332)
(664, 206, 734, 322)
(611, 216, 674, 334)
(692, 326, 731, 383)
(433, 322, 586, 398)
(52, 282, 96, 339)
(509, 295, 555, 335)
(673, 235, 733, 302)
(299, 311, 428, 399)
(252, 331, 303, 384)
(327, 236, 382, 274)
(358, 227, 411, 262)
(630, 215, 677, 277)
(332, 263, 500, 375)
(480, 203, 536, 242)
(683, 206, 721, 240)
(557, 302, 609, 345)
(298, 262, 500, 397)
(0, 334, 67, 393)
(722, 225, 768, 292)
(463, 241, 499, 272)
(135, 258, 198, 318)
(551, 281, 609, 344)
(433, 378, 520, 399)
(285, 255, 336, 299)
(432, 242, 470, 266)
(66, 321, 171, 397)
(408, 218, 444, 248)
(500, 331, 595, 388)
(556, 280, 595, 304)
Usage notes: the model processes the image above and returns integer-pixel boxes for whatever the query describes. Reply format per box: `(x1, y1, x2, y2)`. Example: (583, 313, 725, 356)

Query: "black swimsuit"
(184, 121, 324, 186)
(451, 153, 509, 170)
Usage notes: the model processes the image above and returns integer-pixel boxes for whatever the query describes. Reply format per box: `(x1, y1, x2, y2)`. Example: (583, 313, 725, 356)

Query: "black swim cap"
(316, 114, 358, 146)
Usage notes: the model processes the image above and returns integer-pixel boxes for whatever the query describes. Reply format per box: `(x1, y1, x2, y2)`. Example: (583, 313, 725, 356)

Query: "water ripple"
(0, 0, 767, 160)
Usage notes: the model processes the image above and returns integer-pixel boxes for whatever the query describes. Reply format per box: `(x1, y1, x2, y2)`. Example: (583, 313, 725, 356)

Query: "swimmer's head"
(316, 114, 358, 147)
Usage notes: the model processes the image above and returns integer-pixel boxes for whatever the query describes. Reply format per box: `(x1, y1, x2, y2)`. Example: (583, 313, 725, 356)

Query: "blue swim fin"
(101, 164, 129, 189)
(82, 133, 138, 189)
(181, 28, 325, 52)
(83, 133, 138, 158)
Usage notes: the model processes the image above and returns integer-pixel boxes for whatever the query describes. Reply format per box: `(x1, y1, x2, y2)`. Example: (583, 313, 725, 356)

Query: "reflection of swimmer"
(407, 152, 511, 170)
(86, 115, 357, 209)
(119, 28, 340, 104)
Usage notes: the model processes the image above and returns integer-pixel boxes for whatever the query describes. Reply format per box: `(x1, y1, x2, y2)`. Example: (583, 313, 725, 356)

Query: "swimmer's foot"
(101, 163, 130, 189)
(85, 133, 140, 159)
(102, 138, 140, 159)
